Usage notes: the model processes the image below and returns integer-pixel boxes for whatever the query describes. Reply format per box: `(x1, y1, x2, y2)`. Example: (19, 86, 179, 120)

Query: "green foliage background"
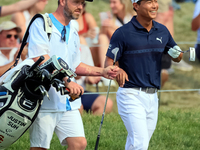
(1, 0, 200, 150)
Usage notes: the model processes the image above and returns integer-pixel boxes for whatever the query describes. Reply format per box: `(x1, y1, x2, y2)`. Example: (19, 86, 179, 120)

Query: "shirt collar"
(131, 16, 159, 30)
(49, 13, 71, 34)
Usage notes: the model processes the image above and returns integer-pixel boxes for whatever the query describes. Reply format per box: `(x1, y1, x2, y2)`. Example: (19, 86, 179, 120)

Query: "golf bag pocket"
(0, 87, 41, 149)
(0, 110, 32, 149)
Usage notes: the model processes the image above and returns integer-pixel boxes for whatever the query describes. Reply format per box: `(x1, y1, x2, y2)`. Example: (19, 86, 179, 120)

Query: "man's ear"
(59, 0, 66, 7)
(133, 3, 139, 12)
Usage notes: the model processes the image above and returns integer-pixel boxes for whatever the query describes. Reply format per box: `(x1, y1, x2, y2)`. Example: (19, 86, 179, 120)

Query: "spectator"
(0, 21, 25, 76)
(76, 44, 113, 115)
(100, 0, 136, 39)
(0, 0, 40, 17)
(73, 3, 113, 86)
(11, 0, 48, 41)
(191, 0, 200, 61)
(77, 3, 107, 66)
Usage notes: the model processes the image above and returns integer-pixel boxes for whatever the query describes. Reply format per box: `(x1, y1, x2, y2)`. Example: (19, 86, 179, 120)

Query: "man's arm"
(104, 56, 128, 87)
(191, 13, 200, 31)
(81, 12, 97, 39)
(0, 61, 15, 76)
(1, 0, 39, 17)
(75, 62, 119, 80)
(11, 11, 27, 41)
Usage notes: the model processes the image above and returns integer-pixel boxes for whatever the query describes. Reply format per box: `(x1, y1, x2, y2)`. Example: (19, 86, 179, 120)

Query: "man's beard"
(63, 4, 79, 20)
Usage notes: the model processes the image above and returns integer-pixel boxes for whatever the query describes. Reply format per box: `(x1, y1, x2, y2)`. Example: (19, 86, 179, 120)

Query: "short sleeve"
(106, 28, 125, 62)
(193, 0, 200, 19)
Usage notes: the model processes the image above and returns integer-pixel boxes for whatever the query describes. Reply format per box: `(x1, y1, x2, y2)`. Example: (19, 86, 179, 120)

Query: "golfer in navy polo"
(105, 0, 183, 150)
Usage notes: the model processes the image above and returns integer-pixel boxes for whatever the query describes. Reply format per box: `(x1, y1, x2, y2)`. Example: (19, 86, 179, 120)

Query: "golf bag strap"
(2, 13, 52, 75)
(15, 13, 52, 66)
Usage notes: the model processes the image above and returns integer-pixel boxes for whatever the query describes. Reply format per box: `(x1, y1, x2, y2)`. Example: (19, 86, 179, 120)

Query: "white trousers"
(116, 87, 159, 150)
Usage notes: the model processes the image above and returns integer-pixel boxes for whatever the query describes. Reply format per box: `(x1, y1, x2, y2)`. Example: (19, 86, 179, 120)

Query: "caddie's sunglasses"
(6, 34, 18, 39)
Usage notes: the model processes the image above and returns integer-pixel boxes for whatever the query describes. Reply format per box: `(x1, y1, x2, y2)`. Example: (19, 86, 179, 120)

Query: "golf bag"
(0, 55, 77, 149)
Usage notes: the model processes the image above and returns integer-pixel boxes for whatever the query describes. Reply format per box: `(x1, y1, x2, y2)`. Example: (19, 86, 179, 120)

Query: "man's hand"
(21, 45, 28, 61)
(102, 66, 119, 80)
(87, 28, 97, 39)
(116, 68, 129, 87)
(64, 78, 84, 99)
(168, 45, 181, 58)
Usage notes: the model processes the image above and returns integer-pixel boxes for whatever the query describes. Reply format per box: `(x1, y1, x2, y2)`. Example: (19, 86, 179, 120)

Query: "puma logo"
(156, 37, 162, 43)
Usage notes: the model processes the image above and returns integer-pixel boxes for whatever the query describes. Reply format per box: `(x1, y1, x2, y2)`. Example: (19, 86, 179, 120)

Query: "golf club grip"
(28, 56, 45, 72)
(60, 87, 81, 102)
(60, 87, 70, 95)
(94, 135, 100, 150)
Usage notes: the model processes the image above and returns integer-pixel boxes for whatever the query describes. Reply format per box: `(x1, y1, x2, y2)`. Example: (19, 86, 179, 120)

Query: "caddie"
(27, 0, 119, 150)
(105, 0, 183, 150)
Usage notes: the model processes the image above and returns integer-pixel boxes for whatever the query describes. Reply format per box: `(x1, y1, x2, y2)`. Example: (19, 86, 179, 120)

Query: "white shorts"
(29, 110, 85, 149)
(116, 87, 158, 150)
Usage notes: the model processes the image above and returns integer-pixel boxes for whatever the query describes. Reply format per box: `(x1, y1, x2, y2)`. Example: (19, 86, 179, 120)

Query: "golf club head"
(111, 47, 119, 64)
(189, 47, 195, 61)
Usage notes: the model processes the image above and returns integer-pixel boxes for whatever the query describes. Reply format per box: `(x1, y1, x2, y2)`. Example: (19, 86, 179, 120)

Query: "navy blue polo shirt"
(106, 16, 176, 89)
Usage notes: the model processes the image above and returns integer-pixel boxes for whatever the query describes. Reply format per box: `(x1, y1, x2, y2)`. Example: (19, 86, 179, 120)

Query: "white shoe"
(172, 59, 193, 71)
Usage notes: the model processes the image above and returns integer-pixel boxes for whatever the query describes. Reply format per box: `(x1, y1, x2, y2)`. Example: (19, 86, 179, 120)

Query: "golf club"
(94, 47, 119, 150)
(166, 45, 190, 53)
(166, 46, 195, 61)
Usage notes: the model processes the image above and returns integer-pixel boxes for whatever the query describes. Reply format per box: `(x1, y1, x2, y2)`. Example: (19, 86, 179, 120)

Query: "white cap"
(0, 21, 21, 33)
(131, 0, 140, 3)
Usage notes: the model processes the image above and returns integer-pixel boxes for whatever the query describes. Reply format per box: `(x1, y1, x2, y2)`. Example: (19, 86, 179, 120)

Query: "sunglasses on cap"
(6, 34, 18, 39)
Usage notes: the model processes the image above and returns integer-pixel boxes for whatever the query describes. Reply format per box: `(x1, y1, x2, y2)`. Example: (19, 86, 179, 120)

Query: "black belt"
(132, 87, 157, 94)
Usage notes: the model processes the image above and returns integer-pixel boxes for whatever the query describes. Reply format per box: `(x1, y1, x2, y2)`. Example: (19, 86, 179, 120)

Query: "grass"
(1, 0, 200, 150)
(5, 109, 200, 150)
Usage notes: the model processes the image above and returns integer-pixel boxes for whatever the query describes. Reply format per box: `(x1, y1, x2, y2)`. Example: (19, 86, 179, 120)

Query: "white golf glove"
(168, 45, 181, 58)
